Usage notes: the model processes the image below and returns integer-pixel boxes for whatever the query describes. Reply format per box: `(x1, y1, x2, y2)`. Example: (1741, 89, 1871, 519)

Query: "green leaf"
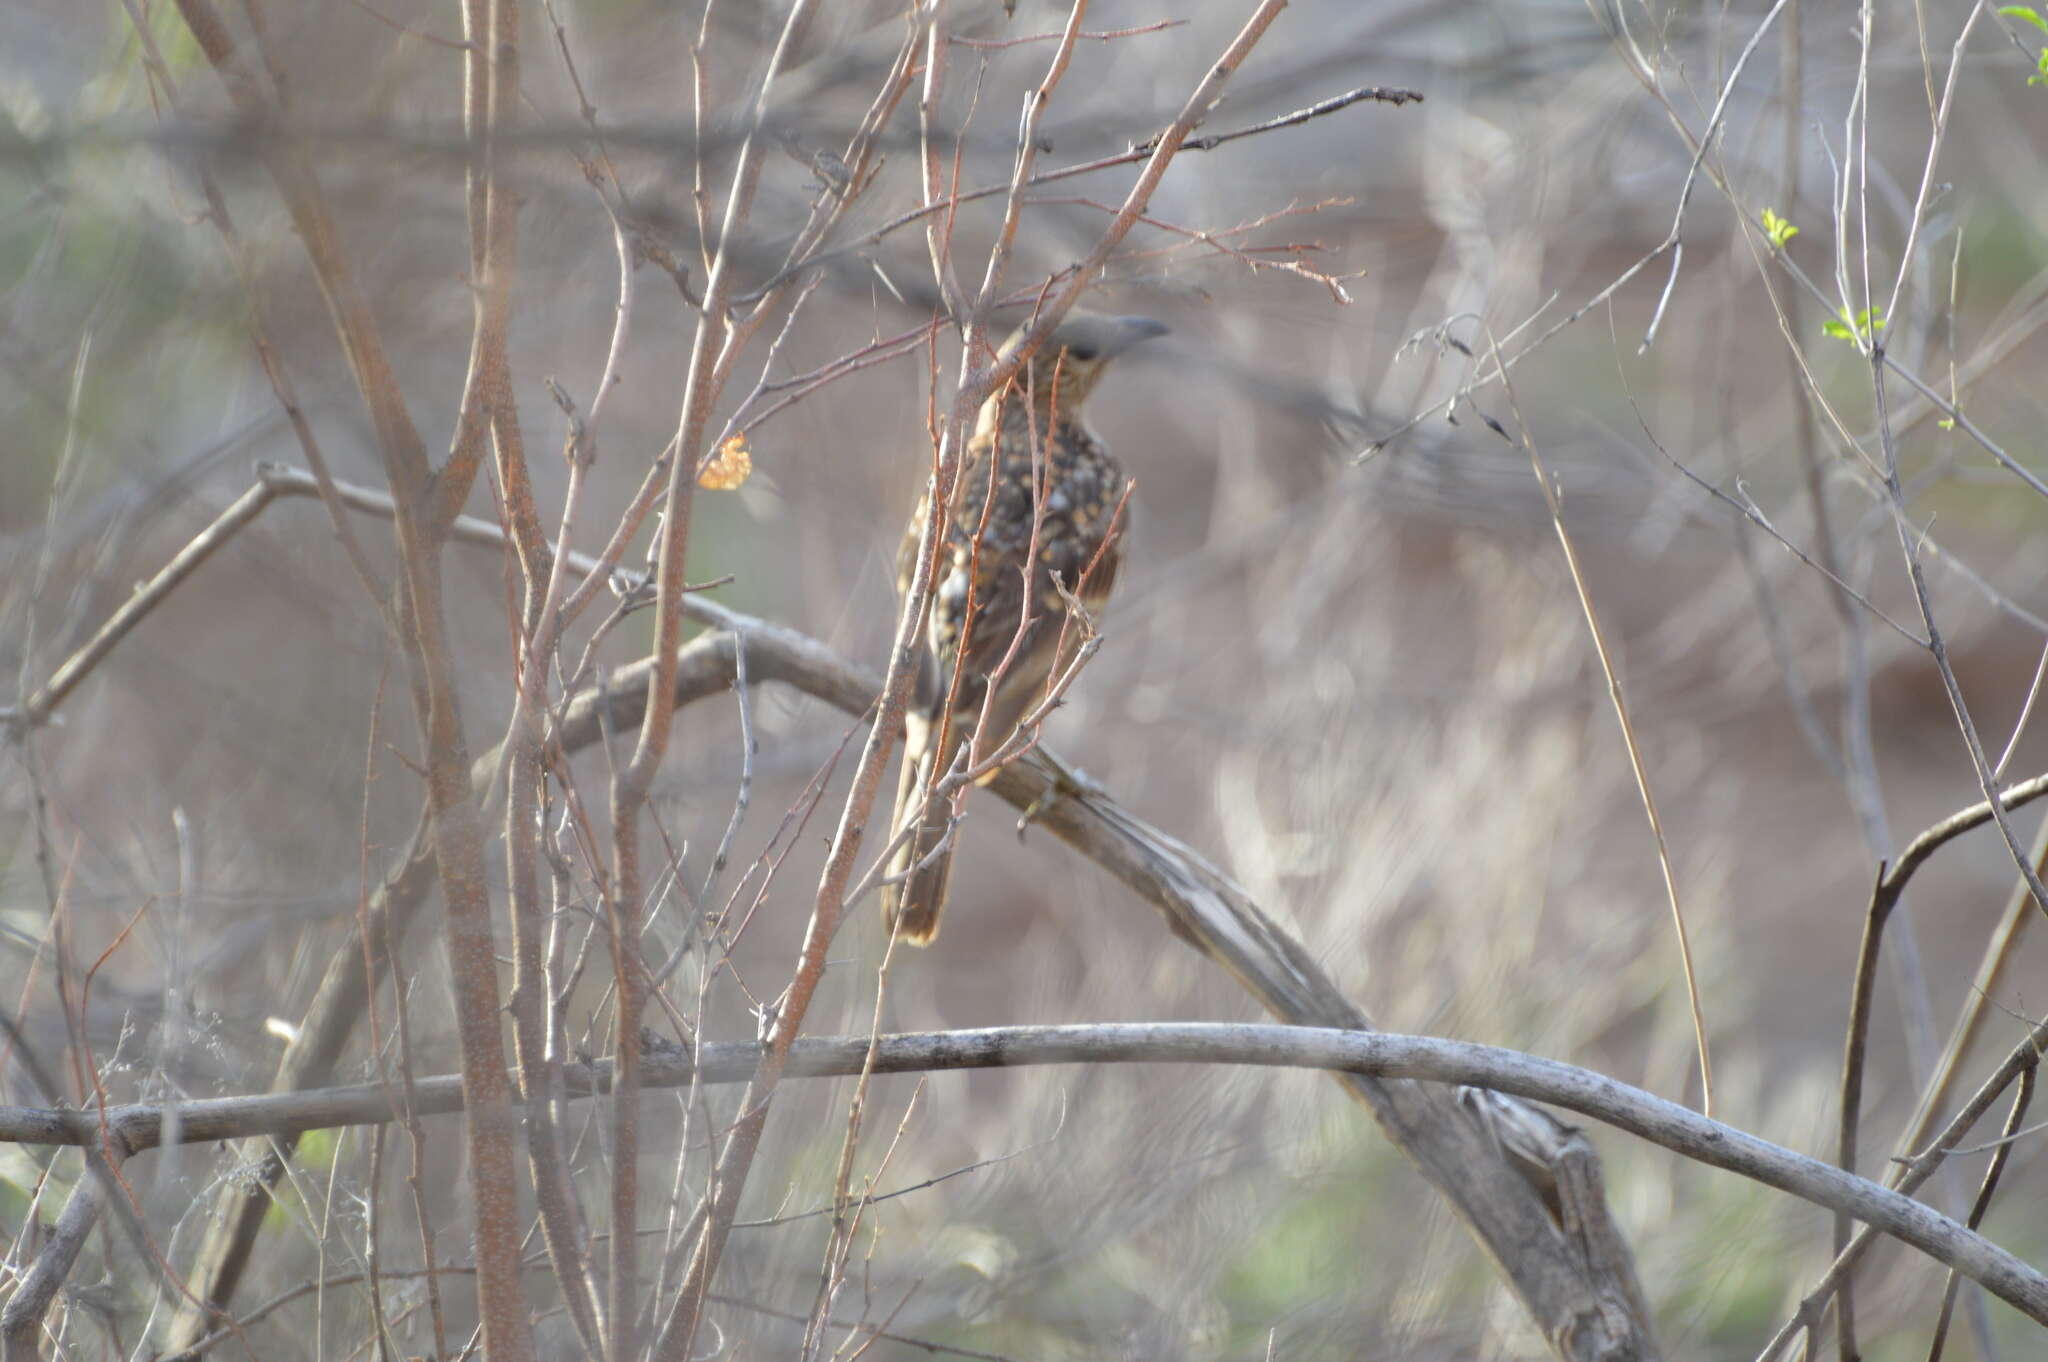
(1760, 207, 1800, 248)
(1823, 306, 1886, 344)
(2000, 5, 2048, 34)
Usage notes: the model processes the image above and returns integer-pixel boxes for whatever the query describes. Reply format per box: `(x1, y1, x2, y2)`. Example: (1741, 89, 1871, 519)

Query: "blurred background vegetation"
(5, 0, 2048, 1358)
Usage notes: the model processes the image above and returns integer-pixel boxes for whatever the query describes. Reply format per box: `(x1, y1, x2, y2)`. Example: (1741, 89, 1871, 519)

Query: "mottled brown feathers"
(880, 313, 1165, 945)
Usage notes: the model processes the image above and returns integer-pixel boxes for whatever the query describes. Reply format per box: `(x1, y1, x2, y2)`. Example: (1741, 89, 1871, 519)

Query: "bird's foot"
(1015, 750, 1094, 839)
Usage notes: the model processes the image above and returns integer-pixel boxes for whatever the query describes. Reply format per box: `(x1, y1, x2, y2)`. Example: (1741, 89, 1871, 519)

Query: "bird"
(880, 311, 1169, 946)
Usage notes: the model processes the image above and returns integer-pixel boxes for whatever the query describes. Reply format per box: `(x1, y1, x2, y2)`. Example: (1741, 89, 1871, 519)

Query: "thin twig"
(1484, 329, 1714, 1116)
(1925, 1066, 2031, 1362)
(1756, 1008, 2048, 1362)
(735, 83, 1422, 305)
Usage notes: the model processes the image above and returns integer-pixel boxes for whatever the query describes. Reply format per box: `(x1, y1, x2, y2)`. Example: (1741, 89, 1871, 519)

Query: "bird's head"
(995, 311, 1169, 416)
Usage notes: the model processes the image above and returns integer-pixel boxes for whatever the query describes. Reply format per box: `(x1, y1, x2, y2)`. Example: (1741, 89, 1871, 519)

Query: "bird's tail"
(880, 714, 955, 946)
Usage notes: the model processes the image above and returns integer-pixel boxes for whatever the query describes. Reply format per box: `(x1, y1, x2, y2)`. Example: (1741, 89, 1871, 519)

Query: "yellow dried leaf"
(697, 434, 752, 490)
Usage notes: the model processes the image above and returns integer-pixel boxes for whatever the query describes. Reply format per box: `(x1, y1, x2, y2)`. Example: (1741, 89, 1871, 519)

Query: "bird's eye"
(1064, 345, 1099, 362)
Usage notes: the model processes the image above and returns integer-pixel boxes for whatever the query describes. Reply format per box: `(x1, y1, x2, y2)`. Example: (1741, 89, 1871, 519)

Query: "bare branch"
(4, 1025, 2044, 1324)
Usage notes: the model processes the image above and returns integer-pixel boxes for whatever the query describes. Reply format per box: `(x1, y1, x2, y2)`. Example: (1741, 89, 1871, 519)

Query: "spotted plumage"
(881, 312, 1167, 945)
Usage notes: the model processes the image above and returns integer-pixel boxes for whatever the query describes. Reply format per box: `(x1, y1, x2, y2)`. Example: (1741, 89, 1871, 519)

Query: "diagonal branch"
(45, 459, 1665, 1360)
(257, 460, 1661, 1360)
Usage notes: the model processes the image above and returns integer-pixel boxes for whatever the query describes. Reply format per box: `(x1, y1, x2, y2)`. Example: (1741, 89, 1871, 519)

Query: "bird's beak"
(1105, 315, 1171, 355)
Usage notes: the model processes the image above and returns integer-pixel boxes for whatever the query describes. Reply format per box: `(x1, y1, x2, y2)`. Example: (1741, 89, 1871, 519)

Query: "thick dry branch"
(255, 461, 1656, 1360)
(43, 461, 1656, 1357)
(679, 634, 1664, 1358)
(8, 1025, 2045, 1323)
